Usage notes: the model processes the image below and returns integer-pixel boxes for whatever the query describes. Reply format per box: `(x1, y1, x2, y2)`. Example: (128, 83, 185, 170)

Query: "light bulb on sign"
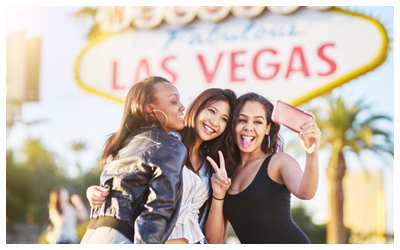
(231, 6, 265, 19)
(306, 6, 333, 11)
(132, 6, 166, 29)
(164, 6, 199, 26)
(266, 6, 300, 15)
(197, 6, 232, 22)
(96, 6, 134, 32)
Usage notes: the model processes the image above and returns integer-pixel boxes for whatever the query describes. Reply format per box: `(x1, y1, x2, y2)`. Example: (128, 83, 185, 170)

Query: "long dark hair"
(48, 187, 63, 215)
(225, 92, 284, 174)
(179, 88, 237, 176)
(100, 76, 171, 167)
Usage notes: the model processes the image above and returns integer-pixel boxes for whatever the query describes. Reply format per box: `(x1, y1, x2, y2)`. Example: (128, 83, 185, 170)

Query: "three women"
(84, 76, 321, 244)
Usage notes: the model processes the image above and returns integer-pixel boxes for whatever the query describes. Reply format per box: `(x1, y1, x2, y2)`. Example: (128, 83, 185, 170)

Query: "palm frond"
(70, 7, 97, 19)
(300, 94, 393, 169)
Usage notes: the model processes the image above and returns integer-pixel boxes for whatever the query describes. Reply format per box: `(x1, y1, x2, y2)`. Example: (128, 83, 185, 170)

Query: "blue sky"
(5, 4, 396, 234)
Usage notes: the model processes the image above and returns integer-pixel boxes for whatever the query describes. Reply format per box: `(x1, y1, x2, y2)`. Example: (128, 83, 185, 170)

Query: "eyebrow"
(238, 114, 265, 120)
(169, 94, 179, 97)
(210, 105, 229, 118)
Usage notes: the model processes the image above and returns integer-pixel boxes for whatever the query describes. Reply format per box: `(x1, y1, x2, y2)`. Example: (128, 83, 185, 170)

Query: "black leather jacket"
(88, 121, 187, 244)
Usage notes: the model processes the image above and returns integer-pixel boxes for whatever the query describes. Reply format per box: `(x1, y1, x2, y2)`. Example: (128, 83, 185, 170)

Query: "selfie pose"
(80, 76, 187, 244)
(205, 92, 321, 244)
(86, 88, 237, 244)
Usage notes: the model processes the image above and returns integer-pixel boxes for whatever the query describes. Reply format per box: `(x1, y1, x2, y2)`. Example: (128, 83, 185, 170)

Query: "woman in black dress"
(205, 93, 321, 244)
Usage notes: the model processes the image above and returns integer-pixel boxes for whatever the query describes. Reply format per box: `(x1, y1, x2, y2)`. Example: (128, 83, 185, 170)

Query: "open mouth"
(241, 135, 255, 149)
(203, 124, 216, 134)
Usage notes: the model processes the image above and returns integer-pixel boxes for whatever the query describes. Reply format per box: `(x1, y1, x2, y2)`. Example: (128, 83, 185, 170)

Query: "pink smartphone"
(271, 100, 314, 133)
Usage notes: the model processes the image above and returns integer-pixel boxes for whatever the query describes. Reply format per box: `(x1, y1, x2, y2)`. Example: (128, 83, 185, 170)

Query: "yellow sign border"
(73, 7, 390, 106)
(73, 31, 126, 104)
(288, 7, 390, 106)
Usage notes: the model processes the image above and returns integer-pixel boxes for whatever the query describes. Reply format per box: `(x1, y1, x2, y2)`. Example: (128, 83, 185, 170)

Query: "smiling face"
(149, 81, 185, 133)
(235, 101, 271, 153)
(195, 100, 230, 143)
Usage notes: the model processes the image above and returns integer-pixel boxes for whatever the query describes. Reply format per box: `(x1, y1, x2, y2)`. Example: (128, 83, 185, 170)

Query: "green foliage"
(291, 203, 327, 244)
(6, 140, 68, 224)
(6, 138, 103, 225)
(311, 95, 393, 158)
(69, 140, 88, 177)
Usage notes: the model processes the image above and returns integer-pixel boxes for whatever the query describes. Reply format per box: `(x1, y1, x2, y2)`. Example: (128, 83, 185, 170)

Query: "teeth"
(241, 136, 254, 140)
(204, 125, 214, 133)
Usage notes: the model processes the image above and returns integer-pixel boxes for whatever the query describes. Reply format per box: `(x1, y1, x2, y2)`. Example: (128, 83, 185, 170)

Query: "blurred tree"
(7, 137, 103, 233)
(72, 160, 103, 209)
(82, 162, 102, 190)
(69, 140, 88, 177)
(6, 139, 68, 224)
(291, 203, 327, 244)
(310, 95, 393, 243)
(6, 149, 26, 223)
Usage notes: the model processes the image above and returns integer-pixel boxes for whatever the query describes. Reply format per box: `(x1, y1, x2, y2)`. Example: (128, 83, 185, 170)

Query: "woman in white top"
(86, 88, 237, 244)
(47, 187, 88, 244)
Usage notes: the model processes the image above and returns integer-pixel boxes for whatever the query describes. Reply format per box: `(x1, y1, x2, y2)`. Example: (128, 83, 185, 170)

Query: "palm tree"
(69, 140, 88, 177)
(311, 95, 393, 243)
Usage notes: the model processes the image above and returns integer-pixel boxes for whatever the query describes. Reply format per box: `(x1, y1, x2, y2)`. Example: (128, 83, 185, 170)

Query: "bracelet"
(212, 195, 224, 201)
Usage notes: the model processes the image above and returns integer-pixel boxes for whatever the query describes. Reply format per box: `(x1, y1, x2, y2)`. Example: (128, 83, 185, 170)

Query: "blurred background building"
(6, 31, 41, 130)
(343, 169, 391, 243)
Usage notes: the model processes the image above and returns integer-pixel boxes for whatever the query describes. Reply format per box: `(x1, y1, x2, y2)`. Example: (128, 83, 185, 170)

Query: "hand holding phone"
(271, 100, 314, 133)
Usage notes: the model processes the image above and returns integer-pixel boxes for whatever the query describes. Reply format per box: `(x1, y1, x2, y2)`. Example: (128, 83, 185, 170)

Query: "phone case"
(271, 100, 313, 133)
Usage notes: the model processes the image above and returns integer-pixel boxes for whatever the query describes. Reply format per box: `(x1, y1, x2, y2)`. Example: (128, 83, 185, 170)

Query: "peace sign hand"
(206, 151, 231, 198)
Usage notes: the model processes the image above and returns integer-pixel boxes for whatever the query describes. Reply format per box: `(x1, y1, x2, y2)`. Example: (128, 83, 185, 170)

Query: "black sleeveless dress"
(223, 154, 310, 244)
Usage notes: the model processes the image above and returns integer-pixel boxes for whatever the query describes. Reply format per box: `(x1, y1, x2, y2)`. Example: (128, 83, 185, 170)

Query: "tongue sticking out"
(242, 138, 252, 149)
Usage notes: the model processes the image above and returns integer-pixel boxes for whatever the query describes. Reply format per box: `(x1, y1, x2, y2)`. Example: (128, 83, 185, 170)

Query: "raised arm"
(71, 194, 89, 221)
(277, 111, 321, 200)
(204, 151, 231, 244)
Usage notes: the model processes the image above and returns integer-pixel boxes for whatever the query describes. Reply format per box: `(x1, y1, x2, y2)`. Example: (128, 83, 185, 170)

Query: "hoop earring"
(153, 109, 168, 127)
(263, 134, 270, 150)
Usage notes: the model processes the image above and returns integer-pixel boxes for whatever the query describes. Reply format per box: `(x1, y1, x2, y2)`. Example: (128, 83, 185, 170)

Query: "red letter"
(230, 50, 246, 82)
(317, 43, 336, 76)
(134, 59, 151, 83)
(285, 46, 310, 78)
(161, 56, 177, 84)
(252, 49, 280, 80)
(112, 61, 125, 90)
(197, 53, 223, 84)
